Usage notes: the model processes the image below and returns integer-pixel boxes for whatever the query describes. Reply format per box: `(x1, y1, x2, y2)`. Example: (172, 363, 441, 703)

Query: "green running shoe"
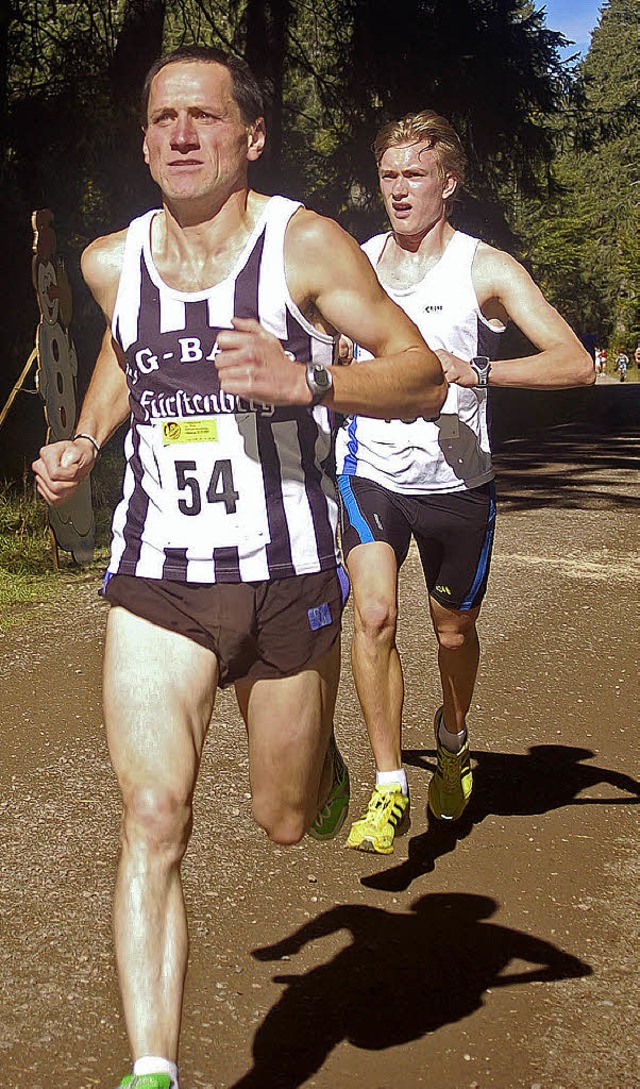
(427, 706, 473, 821)
(346, 784, 410, 855)
(308, 737, 350, 841)
(118, 1075, 172, 1089)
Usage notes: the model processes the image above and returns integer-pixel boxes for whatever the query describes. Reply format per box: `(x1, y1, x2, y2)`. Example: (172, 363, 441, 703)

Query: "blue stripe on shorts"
(460, 481, 496, 609)
(337, 473, 375, 545)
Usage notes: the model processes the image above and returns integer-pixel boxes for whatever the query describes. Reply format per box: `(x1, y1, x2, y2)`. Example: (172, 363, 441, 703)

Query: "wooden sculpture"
(32, 209, 95, 565)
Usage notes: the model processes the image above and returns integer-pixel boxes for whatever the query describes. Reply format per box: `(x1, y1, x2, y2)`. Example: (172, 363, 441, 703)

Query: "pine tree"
(520, 0, 639, 348)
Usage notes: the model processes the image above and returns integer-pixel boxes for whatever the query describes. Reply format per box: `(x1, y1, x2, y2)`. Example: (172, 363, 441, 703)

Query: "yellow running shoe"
(427, 706, 473, 821)
(346, 784, 410, 854)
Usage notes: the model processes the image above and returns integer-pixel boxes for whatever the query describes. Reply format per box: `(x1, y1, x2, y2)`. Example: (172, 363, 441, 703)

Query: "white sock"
(376, 768, 408, 795)
(133, 1056, 179, 1088)
(438, 718, 468, 754)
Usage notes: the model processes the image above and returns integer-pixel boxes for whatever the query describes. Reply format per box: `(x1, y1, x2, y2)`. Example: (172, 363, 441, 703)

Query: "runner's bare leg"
(104, 607, 218, 1061)
(235, 640, 341, 842)
(429, 597, 481, 733)
(347, 542, 403, 771)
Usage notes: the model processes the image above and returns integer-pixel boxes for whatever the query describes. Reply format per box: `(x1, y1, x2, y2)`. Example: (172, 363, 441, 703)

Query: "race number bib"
(153, 414, 271, 550)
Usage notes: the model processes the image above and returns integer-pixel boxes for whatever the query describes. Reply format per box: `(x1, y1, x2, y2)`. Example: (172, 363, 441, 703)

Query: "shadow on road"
(361, 745, 640, 894)
(493, 425, 640, 512)
(230, 892, 592, 1089)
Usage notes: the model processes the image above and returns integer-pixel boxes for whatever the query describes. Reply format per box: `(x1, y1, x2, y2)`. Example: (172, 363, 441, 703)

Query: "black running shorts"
(338, 474, 496, 611)
(103, 567, 348, 687)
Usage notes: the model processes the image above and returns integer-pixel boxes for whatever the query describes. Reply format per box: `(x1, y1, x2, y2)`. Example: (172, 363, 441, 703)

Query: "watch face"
(314, 366, 331, 389)
(306, 363, 333, 403)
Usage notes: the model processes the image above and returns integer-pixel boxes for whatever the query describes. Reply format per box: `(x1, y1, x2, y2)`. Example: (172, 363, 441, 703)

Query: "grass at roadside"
(0, 478, 57, 614)
(0, 474, 111, 631)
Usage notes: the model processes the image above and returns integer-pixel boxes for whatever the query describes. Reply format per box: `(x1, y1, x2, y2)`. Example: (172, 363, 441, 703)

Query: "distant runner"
(615, 351, 629, 381)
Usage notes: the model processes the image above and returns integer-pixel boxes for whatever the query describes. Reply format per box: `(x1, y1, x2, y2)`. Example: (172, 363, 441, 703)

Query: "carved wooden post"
(32, 209, 96, 566)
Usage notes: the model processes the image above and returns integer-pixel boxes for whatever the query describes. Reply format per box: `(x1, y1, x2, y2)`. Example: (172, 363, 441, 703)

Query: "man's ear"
(142, 127, 150, 166)
(443, 172, 458, 201)
(247, 118, 266, 161)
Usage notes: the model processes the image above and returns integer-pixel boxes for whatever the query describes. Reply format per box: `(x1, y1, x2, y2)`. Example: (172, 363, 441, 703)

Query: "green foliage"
(2, 0, 635, 487)
(0, 479, 58, 614)
(268, 0, 572, 243)
(2, 0, 575, 257)
(0, 425, 121, 615)
(0, 468, 115, 621)
(90, 440, 126, 544)
(517, 0, 640, 344)
(0, 478, 49, 559)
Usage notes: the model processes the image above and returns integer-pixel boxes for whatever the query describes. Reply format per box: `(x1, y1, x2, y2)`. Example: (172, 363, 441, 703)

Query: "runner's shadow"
(362, 745, 640, 893)
(230, 892, 591, 1089)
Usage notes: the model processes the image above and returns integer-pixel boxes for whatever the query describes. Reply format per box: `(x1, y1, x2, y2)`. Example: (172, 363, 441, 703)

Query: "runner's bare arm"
(216, 211, 446, 418)
(32, 235, 130, 507)
(438, 245, 594, 390)
(77, 233, 132, 435)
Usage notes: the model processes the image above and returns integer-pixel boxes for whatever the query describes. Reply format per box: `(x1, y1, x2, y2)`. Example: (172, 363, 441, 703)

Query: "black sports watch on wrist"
(470, 355, 491, 387)
(305, 362, 333, 405)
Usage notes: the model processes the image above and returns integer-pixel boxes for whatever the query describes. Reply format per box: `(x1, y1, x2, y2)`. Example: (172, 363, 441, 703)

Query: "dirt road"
(1, 399, 638, 1089)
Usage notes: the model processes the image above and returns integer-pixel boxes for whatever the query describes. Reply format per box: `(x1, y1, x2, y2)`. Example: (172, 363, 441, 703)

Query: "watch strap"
(470, 356, 491, 387)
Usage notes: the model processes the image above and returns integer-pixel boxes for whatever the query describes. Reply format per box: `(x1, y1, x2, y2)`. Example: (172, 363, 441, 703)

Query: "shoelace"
(440, 747, 465, 789)
(315, 760, 346, 823)
(367, 789, 404, 826)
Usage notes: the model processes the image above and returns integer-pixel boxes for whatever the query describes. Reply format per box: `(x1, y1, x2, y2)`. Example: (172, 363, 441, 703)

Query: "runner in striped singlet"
(32, 48, 446, 1089)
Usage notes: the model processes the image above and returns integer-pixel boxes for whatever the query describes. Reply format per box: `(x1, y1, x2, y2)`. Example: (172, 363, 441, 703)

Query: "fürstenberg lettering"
(138, 387, 275, 420)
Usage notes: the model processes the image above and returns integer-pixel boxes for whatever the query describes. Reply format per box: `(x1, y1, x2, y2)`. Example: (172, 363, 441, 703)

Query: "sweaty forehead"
(380, 142, 437, 171)
(148, 61, 237, 116)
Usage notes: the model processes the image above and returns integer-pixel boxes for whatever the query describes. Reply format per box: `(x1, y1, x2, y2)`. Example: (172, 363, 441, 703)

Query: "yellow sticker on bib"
(161, 418, 219, 445)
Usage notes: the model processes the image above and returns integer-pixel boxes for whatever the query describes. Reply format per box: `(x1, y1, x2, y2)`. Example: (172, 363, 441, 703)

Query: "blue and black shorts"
(338, 474, 496, 612)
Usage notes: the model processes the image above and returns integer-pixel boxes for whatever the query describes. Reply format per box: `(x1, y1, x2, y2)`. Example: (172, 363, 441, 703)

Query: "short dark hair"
(140, 44, 265, 128)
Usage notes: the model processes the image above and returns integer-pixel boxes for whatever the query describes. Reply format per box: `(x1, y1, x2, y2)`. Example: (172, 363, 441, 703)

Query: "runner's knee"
(121, 784, 193, 860)
(252, 794, 307, 845)
(433, 618, 478, 653)
(437, 629, 466, 652)
(354, 594, 398, 643)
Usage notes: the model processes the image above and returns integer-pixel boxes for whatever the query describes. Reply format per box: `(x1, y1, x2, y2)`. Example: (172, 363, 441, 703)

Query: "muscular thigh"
(103, 606, 218, 793)
(338, 474, 413, 566)
(414, 482, 496, 612)
(346, 540, 399, 629)
(236, 640, 341, 810)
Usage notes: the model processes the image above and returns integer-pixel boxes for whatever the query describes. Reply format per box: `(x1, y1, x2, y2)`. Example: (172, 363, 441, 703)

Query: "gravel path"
(1, 404, 638, 1089)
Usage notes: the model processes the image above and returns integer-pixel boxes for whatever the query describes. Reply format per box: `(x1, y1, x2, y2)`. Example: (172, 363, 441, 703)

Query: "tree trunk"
(110, 0, 166, 118)
(0, 1, 12, 174)
(244, 0, 292, 192)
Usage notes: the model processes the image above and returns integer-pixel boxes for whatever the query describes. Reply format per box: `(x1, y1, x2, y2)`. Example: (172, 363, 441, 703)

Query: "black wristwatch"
(305, 363, 333, 405)
(470, 356, 491, 387)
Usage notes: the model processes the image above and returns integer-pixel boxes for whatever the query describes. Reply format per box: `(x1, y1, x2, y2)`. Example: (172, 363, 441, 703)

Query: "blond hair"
(373, 110, 467, 213)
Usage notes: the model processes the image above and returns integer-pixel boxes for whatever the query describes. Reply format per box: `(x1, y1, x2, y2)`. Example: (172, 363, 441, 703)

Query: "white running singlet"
(108, 196, 339, 583)
(335, 230, 505, 494)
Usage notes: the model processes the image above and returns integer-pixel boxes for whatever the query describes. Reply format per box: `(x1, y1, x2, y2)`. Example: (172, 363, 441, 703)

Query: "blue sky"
(540, 0, 605, 59)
